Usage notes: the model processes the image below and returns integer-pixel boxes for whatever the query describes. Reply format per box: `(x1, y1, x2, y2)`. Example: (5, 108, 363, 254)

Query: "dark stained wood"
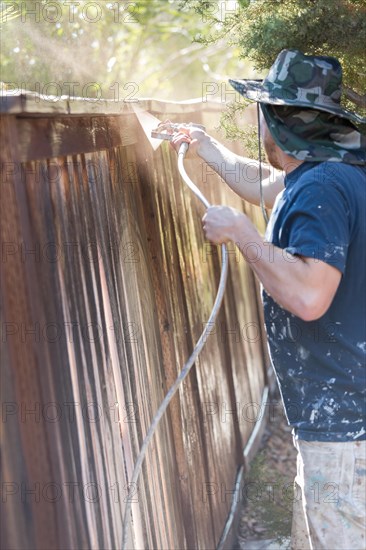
(1, 97, 269, 549)
(13, 115, 139, 162)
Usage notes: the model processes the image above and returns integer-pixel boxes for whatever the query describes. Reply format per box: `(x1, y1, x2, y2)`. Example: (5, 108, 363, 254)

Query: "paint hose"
(121, 142, 229, 550)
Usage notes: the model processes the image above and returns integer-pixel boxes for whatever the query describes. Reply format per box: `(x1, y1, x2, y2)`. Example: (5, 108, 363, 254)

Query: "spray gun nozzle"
(151, 122, 205, 141)
(150, 131, 175, 141)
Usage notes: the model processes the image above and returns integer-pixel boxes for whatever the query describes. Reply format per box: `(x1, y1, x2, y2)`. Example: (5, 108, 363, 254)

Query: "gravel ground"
(235, 396, 297, 549)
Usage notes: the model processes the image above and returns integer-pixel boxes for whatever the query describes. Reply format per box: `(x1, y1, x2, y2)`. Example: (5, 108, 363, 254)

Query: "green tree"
(183, 0, 366, 112)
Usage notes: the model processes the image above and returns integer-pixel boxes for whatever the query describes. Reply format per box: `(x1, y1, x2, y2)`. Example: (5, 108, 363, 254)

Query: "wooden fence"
(1, 93, 271, 550)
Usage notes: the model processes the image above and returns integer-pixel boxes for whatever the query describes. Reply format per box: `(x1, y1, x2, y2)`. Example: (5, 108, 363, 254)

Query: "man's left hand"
(202, 205, 250, 244)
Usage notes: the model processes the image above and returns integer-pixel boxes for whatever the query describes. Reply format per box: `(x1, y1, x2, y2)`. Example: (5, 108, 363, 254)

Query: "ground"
(235, 396, 297, 549)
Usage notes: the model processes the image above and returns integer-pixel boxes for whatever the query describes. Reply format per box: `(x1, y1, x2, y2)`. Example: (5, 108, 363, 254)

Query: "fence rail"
(1, 93, 270, 550)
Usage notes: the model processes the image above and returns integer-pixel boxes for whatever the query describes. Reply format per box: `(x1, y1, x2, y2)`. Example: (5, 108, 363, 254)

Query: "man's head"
(229, 49, 366, 166)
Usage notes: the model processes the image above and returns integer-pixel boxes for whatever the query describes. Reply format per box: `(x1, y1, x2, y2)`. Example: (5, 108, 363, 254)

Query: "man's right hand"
(164, 119, 284, 209)
(169, 123, 209, 158)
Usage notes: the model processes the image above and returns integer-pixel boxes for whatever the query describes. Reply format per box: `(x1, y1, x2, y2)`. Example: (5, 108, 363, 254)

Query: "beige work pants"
(291, 439, 366, 550)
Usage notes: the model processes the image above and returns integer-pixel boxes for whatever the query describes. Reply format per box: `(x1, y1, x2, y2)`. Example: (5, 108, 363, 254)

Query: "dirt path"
(235, 396, 297, 548)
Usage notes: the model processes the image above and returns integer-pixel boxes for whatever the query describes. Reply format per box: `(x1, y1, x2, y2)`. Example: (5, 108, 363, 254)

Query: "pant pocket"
(351, 458, 366, 509)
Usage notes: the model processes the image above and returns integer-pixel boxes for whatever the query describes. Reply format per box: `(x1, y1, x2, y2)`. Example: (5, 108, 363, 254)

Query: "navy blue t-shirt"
(263, 161, 366, 441)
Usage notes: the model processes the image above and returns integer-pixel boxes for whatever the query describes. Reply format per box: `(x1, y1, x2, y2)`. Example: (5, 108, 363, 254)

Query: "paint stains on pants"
(291, 439, 366, 550)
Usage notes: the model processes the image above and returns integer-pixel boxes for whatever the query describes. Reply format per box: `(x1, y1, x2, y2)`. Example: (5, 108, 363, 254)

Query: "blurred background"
(2, 0, 364, 167)
(0, 0, 261, 101)
(2, 0, 364, 112)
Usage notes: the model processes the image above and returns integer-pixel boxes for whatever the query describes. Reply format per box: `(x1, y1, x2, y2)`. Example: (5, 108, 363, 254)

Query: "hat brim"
(229, 78, 366, 126)
(260, 103, 366, 165)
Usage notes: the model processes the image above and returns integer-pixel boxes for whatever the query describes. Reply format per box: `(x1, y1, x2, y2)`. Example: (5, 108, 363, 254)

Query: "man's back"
(263, 161, 366, 441)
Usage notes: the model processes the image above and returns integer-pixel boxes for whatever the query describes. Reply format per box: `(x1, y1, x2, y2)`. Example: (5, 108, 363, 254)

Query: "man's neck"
(280, 152, 304, 174)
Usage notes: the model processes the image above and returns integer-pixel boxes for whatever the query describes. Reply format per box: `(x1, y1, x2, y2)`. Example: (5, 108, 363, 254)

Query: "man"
(171, 50, 366, 549)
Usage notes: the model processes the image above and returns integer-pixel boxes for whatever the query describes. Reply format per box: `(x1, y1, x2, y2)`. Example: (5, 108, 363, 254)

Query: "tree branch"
(343, 87, 366, 108)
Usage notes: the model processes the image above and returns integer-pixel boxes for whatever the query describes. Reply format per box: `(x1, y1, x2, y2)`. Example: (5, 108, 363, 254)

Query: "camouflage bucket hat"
(261, 103, 366, 165)
(229, 49, 366, 164)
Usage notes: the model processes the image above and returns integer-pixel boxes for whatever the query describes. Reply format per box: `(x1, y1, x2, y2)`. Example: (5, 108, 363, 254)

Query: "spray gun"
(150, 121, 206, 141)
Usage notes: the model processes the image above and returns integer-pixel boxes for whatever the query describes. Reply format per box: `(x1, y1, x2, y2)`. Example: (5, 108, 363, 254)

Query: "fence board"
(1, 97, 270, 549)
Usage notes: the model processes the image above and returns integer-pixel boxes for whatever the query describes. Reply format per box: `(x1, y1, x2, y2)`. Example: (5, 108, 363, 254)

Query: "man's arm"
(202, 205, 342, 321)
(171, 128, 284, 209)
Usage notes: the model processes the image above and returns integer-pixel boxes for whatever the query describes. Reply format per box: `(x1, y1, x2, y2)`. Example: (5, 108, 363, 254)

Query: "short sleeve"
(281, 177, 350, 274)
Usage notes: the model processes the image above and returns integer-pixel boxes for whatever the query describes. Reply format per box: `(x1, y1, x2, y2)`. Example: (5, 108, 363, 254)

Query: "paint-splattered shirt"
(263, 161, 366, 441)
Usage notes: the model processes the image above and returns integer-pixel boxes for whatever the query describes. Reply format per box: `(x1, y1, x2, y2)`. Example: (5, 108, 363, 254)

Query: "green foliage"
(0, 0, 249, 100)
(245, 450, 293, 547)
(181, 0, 366, 146)
(183, 0, 365, 109)
(1, 0, 364, 113)
(233, 0, 366, 100)
(218, 100, 265, 161)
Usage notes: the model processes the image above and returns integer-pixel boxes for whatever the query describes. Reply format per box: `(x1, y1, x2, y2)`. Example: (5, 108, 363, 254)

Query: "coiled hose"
(121, 142, 229, 549)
